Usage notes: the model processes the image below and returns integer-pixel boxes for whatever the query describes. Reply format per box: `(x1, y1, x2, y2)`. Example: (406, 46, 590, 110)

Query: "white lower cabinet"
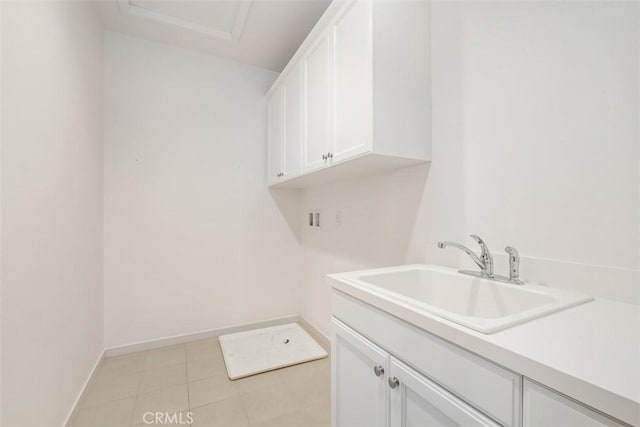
(523, 380, 625, 427)
(332, 318, 499, 427)
(332, 293, 630, 427)
(332, 318, 388, 427)
(332, 291, 521, 426)
(389, 357, 499, 427)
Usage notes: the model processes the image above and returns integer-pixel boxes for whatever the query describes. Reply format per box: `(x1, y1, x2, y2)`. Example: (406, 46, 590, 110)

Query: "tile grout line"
(129, 350, 148, 427)
(184, 344, 193, 427)
(215, 339, 253, 424)
(93, 339, 329, 426)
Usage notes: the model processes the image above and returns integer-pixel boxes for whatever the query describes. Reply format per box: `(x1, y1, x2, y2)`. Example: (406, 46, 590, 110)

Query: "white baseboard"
(64, 349, 105, 427)
(299, 316, 330, 353)
(104, 315, 300, 357)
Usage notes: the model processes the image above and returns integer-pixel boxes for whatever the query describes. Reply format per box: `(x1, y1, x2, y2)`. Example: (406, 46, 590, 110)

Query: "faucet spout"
(437, 241, 487, 271)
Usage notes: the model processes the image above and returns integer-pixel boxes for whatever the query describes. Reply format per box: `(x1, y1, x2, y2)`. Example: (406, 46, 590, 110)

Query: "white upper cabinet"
(330, 0, 373, 162)
(266, 0, 431, 188)
(283, 64, 303, 179)
(267, 86, 284, 185)
(268, 66, 304, 183)
(303, 31, 331, 173)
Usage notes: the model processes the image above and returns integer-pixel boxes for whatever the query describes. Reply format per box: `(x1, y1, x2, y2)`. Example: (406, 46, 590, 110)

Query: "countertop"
(329, 269, 640, 426)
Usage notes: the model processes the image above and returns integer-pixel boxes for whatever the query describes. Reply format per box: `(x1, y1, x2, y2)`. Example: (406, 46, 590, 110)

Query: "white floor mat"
(219, 323, 328, 380)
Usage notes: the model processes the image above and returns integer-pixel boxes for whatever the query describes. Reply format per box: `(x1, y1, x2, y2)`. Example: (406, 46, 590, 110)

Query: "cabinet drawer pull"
(388, 377, 400, 389)
(373, 365, 384, 377)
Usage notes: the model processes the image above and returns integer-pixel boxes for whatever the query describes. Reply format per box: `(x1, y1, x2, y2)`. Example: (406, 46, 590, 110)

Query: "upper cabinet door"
(332, 318, 388, 427)
(389, 357, 499, 427)
(282, 65, 303, 179)
(267, 87, 284, 184)
(330, 0, 373, 162)
(302, 30, 331, 173)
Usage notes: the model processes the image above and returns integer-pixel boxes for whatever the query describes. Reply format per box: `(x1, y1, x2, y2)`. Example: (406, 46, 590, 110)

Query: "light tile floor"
(69, 338, 330, 427)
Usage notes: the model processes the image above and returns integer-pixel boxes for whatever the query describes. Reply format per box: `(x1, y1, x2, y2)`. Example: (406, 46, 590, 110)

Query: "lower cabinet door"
(332, 318, 389, 427)
(523, 380, 625, 427)
(389, 357, 499, 427)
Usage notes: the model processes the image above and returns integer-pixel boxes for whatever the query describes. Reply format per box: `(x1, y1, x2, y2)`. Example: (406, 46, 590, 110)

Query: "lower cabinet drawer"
(333, 291, 521, 426)
(389, 356, 499, 427)
(523, 380, 627, 427)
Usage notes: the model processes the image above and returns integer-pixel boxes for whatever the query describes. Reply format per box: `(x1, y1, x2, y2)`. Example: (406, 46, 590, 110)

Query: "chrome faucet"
(438, 234, 494, 278)
(437, 235, 524, 285)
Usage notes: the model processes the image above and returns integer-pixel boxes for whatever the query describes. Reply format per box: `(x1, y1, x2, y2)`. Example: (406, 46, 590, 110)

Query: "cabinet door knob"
(327, 152, 333, 159)
(388, 377, 400, 389)
(322, 154, 327, 160)
(373, 365, 384, 377)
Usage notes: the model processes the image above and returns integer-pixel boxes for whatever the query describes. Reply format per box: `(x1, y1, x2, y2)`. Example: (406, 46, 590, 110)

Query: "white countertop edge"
(328, 274, 640, 426)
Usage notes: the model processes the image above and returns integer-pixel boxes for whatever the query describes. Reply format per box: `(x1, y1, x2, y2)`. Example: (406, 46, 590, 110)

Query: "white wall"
(300, 1, 640, 336)
(103, 33, 301, 349)
(1, 2, 104, 426)
(0, 2, 636, 422)
(0, 2, 4, 422)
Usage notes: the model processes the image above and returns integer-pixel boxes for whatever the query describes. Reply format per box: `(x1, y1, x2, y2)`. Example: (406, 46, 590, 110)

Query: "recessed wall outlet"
(307, 210, 322, 228)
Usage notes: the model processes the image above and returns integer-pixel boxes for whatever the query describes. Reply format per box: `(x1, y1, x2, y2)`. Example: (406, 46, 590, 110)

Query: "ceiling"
(96, 0, 331, 72)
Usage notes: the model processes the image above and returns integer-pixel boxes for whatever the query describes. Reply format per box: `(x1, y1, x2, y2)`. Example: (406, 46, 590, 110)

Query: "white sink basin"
(329, 265, 594, 333)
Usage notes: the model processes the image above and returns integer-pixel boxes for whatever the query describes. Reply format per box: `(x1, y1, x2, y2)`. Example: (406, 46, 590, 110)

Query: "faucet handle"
(470, 234, 488, 254)
(470, 234, 483, 243)
(470, 234, 485, 245)
(470, 235, 494, 277)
